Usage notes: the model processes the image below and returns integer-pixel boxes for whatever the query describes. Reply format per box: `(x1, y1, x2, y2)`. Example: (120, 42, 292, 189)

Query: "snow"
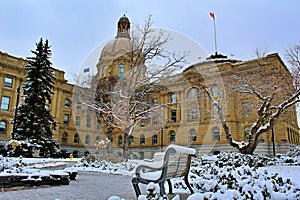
(258, 165, 300, 186)
(0, 148, 300, 199)
(167, 144, 196, 155)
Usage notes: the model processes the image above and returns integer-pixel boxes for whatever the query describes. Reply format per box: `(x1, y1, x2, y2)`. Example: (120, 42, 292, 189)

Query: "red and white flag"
(210, 12, 215, 20)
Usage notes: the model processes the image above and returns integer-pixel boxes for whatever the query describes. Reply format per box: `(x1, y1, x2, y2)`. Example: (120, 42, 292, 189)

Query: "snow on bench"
(132, 144, 196, 197)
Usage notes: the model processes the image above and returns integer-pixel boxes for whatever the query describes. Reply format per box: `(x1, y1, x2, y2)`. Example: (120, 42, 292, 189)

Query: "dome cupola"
(116, 14, 131, 39)
(96, 15, 133, 79)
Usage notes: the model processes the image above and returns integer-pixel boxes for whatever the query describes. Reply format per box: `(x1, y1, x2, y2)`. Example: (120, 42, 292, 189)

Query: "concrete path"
(0, 172, 136, 200)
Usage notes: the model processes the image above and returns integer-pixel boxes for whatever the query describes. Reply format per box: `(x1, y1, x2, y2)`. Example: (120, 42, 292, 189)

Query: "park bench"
(132, 144, 196, 197)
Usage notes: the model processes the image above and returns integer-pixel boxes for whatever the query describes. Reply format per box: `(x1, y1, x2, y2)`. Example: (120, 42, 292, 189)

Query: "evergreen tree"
(11, 38, 60, 157)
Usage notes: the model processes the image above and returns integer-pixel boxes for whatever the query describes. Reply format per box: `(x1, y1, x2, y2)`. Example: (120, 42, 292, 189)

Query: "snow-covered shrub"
(0, 156, 27, 173)
(214, 152, 275, 168)
(138, 182, 169, 200)
(275, 146, 300, 165)
(185, 152, 300, 199)
(145, 182, 161, 200)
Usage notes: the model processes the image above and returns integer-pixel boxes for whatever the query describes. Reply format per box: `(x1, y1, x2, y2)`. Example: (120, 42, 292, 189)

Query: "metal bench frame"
(132, 144, 195, 197)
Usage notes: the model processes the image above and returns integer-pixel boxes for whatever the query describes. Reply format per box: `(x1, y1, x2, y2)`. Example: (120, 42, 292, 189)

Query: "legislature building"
(0, 15, 299, 158)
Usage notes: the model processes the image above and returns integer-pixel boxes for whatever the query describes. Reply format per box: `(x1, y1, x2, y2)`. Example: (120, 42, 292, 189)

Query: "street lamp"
(160, 126, 168, 152)
(271, 126, 276, 157)
(12, 86, 21, 140)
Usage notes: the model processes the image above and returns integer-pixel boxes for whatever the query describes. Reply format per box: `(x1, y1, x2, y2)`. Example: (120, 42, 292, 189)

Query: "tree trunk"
(123, 128, 130, 161)
(238, 134, 261, 154)
(107, 127, 113, 154)
(239, 143, 257, 154)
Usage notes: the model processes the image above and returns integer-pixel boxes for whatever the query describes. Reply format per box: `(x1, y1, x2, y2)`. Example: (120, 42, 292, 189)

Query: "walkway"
(0, 172, 136, 200)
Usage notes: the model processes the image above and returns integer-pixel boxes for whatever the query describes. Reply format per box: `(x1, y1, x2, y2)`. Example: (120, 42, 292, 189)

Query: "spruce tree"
(11, 38, 60, 157)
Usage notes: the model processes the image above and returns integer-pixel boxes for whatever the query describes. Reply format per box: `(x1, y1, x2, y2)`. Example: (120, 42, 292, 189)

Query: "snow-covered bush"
(0, 155, 26, 173)
(275, 146, 300, 165)
(182, 152, 300, 199)
(213, 152, 275, 168)
(137, 182, 169, 200)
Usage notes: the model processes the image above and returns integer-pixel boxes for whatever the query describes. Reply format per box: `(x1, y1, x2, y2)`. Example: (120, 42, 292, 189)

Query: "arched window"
(118, 135, 123, 146)
(129, 135, 134, 145)
(140, 134, 145, 145)
(152, 134, 158, 145)
(86, 116, 91, 128)
(190, 129, 197, 142)
(0, 121, 7, 134)
(187, 87, 199, 123)
(85, 135, 90, 145)
(187, 87, 199, 100)
(102, 66, 106, 77)
(213, 127, 220, 141)
(118, 64, 125, 77)
(62, 132, 68, 143)
(95, 136, 100, 143)
(244, 127, 251, 140)
(74, 133, 79, 144)
(170, 131, 176, 143)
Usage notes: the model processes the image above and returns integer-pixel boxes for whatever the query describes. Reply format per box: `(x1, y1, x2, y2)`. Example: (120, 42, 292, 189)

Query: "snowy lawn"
(1, 148, 300, 200)
(67, 149, 300, 200)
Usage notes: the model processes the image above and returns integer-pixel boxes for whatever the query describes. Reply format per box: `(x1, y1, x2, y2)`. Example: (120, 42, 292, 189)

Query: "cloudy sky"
(1, 0, 299, 82)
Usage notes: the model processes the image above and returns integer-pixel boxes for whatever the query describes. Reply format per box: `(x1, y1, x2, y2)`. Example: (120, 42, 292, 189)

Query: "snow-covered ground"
(0, 148, 300, 200)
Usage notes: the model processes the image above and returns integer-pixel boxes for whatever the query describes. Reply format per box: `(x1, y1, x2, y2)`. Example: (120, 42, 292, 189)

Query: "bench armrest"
(135, 160, 163, 172)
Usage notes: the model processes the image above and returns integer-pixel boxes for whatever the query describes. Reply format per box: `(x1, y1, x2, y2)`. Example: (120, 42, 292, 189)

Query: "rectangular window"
(76, 102, 82, 110)
(1, 96, 10, 111)
(171, 110, 176, 123)
(170, 93, 176, 104)
(102, 66, 106, 77)
(4, 77, 13, 88)
(63, 114, 69, 126)
(187, 109, 198, 123)
(212, 86, 219, 97)
(152, 135, 158, 145)
(242, 102, 250, 117)
(96, 120, 100, 129)
(65, 99, 71, 108)
(75, 116, 81, 127)
(152, 117, 157, 126)
(86, 116, 91, 128)
(140, 119, 145, 127)
(118, 64, 125, 77)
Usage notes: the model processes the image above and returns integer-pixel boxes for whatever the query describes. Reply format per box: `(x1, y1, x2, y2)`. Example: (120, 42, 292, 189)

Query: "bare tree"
(192, 51, 300, 154)
(286, 42, 300, 87)
(93, 15, 186, 160)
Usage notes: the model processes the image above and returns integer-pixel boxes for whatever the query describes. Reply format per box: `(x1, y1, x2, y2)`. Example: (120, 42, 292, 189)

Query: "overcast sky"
(1, 0, 299, 82)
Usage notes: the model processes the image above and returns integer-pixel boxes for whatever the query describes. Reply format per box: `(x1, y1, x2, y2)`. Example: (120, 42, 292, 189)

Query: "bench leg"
(159, 180, 166, 196)
(167, 179, 173, 194)
(184, 175, 194, 194)
(132, 177, 141, 198)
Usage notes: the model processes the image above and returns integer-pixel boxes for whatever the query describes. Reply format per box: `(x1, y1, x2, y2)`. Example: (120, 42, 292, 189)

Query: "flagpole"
(213, 16, 217, 55)
(209, 12, 227, 59)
